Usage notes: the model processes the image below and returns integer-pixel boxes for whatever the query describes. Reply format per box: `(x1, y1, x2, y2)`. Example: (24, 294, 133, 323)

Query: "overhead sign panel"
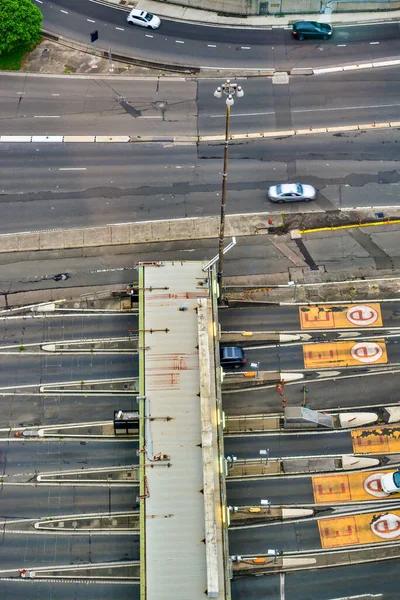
(303, 339, 387, 368)
(299, 303, 382, 330)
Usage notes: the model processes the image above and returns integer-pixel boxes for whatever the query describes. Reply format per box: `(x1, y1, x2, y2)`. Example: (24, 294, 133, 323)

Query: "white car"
(268, 183, 316, 203)
(381, 470, 400, 494)
(127, 9, 161, 29)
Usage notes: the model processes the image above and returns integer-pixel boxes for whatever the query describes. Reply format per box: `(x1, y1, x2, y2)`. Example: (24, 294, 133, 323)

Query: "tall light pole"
(213, 80, 244, 302)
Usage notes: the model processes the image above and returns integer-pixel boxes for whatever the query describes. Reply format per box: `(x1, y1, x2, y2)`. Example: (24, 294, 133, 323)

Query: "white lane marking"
(208, 44, 217, 48)
(241, 46, 251, 49)
(59, 168, 87, 171)
(16, 92, 26, 95)
(60, 9, 68, 14)
(35, 0, 43, 3)
(370, 41, 380, 44)
(51, 93, 60, 96)
(337, 44, 347, 47)
(145, 34, 153, 38)
(33, 115, 60, 118)
(175, 40, 185, 44)
(210, 101, 400, 118)
(138, 115, 162, 119)
(280, 572, 285, 600)
(87, 19, 96, 23)
(116, 27, 125, 31)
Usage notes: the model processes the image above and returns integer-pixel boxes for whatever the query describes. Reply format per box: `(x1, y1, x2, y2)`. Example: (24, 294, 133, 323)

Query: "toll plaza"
(137, 261, 229, 600)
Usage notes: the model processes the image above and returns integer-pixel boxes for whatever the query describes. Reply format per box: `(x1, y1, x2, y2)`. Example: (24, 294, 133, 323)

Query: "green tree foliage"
(0, 0, 43, 55)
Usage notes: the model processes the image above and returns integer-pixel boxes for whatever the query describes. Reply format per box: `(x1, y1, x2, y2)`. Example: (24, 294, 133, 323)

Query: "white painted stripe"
(337, 44, 346, 47)
(58, 167, 87, 171)
(51, 93, 60, 96)
(370, 41, 380, 44)
(33, 115, 60, 118)
(60, 9, 68, 13)
(175, 40, 185, 44)
(35, 0, 43, 3)
(87, 19, 96, 23)
(207, 44, 217, 48)
(241, 46, 251, 50)
(116, 27, 125, 31)
(145, 34, 153, 38)
(138, 115, 162, 119)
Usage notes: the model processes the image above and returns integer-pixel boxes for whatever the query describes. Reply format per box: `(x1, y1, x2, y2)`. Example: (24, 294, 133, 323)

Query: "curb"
(42, 31, 199, 74)
(1, 120, 399, 145)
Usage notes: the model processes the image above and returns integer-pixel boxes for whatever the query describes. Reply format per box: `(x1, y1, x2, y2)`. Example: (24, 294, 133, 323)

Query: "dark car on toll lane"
(220, 346, 247, 369)
(292, 21, 333, 41)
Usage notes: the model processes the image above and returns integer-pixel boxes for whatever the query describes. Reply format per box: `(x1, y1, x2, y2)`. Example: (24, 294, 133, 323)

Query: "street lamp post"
(213, 80, 244, 302)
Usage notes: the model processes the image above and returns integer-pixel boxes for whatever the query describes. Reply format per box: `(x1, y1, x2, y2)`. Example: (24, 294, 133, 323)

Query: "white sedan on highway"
(268, 183, 316, 203)
(127, 9, 161, 29)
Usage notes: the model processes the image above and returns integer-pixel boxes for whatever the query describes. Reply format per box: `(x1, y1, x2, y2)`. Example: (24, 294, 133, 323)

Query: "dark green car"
(292, 21, 333, 41)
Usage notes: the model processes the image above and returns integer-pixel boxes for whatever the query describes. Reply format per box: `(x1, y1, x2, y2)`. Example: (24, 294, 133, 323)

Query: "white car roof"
(279, 184, 300, 193)
(129, 9, 148, 17)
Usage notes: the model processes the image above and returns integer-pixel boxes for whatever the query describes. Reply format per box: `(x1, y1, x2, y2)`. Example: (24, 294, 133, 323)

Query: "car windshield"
(296, 184, 303, 193)
(144, 12, 154, 21)
(393, 471, 400, 488)
(276, 185, 282, 194)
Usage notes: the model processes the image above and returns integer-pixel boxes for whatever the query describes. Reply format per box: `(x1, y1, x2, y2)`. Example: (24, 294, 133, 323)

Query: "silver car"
(127, 9, 161, 29)
(268, 183, 316, 203)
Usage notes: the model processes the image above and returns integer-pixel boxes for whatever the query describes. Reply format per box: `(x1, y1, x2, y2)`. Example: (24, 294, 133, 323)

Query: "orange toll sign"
(319, 510, 400, 549)
(352, 426, 400, 454)
(299, 303, 382, 330)
(303, 339, 387, 369)
(313, 469, 400, 504)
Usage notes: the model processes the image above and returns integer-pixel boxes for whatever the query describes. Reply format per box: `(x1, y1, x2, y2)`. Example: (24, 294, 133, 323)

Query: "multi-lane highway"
(0, 311, 139, 597)
(38, 0, 400, 70)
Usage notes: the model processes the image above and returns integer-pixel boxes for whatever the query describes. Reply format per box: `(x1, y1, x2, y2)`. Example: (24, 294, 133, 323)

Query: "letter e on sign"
(346, 304, 380, 327)
(371, 513, 400, 540)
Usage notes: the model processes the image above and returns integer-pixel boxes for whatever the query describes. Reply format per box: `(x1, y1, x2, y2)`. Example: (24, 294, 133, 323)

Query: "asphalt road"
(0, 314, 137, 344)
(232, 559, 400, 600)
(3, 69, 400, 136)
(229, 519, 322, 553)
(224, 431, 353, 459)
(2, 130, 400, 234)
(227, 475, 315, 505)
(220, 303, 400, 331)
(0, 582, 138, 600)
(0, 309, 139, 590)
(40, 0, 400, 70)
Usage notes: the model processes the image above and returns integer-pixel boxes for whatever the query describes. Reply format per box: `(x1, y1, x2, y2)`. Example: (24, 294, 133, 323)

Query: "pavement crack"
(346, 228, 394, 271)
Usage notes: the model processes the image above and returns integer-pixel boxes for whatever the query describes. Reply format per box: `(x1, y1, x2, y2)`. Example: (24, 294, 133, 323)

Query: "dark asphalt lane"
(285, 559, 400, 600)
(227, 476, 315, 505)
(0, 314, 137, 345)
(41, 0, 400, 69)
(240, 337, 400, 371)
(0, 441, 138, 476)
(229, 519, 321, 553)
(0, 534, 139, 570)
(0, 393, 139, 429)
(224, 431, 353, 459)
(2, 130, 400, 234)
(0, 582, 139, 600)
(220, 303, 400, 332)
(223, 369, 400, 415)
(231, 575, 280, 600)
(0, 354, 138, 387)
(0, 486, 136, 519)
